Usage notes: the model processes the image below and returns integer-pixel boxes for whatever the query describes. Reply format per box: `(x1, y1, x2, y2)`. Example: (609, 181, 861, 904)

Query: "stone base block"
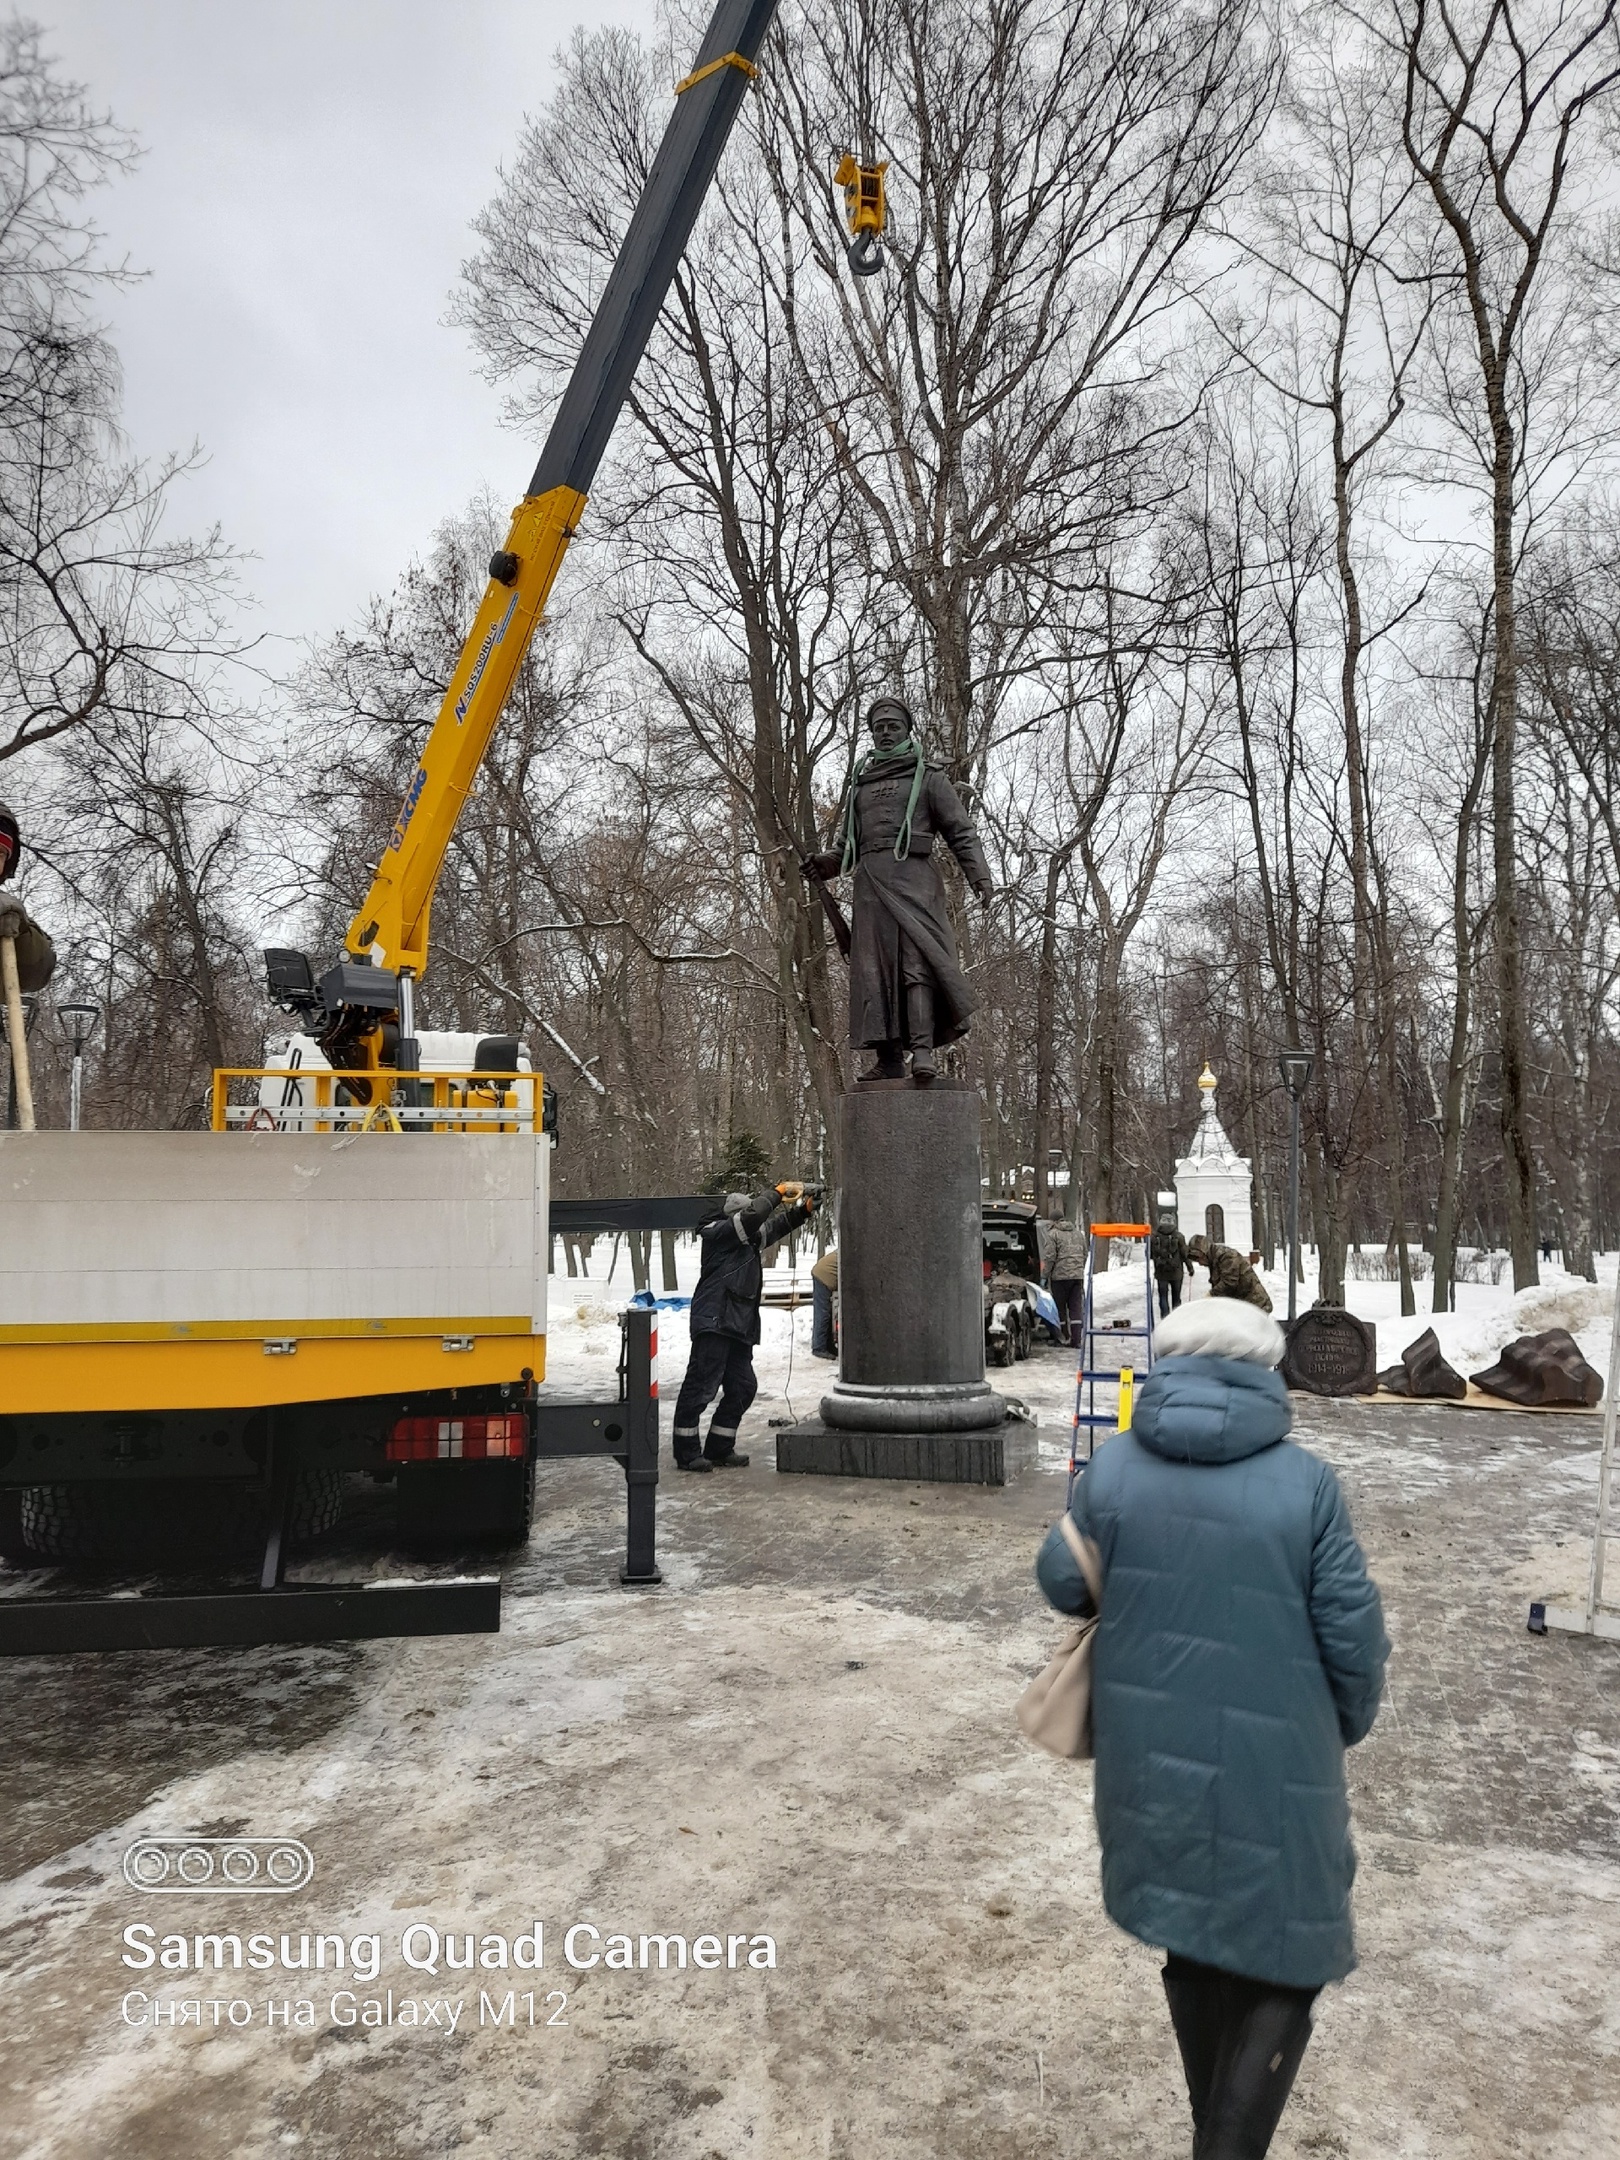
(774, 1417, 1035, 1486)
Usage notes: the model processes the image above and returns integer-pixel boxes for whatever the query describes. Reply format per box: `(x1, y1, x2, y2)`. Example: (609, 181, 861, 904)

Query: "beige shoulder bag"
(1016, 1515, 1104, 1760)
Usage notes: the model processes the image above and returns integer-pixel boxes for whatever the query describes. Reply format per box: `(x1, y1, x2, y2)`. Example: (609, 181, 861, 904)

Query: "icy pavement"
(2, 1335, 1618, 2155)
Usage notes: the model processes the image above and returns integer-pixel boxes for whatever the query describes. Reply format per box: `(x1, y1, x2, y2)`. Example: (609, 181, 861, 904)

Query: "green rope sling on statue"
(837, 737, 929, 874)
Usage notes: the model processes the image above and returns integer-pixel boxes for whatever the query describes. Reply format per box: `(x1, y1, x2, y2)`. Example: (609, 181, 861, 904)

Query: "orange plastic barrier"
(1090, 1222, 1151, 1238)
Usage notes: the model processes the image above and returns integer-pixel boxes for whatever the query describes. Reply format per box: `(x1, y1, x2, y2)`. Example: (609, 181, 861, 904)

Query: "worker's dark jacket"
(1150, 1225, 1187, 1280)
(1036, 1354, 1388, 1987)
(688, 1189, 812, 1345)
(1208, 1241, 1272, 1312)
(830, 756, 991, 1051)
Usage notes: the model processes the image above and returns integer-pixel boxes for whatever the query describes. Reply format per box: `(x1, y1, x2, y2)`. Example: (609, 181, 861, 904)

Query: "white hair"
(1154, 1297, 1286, 1368)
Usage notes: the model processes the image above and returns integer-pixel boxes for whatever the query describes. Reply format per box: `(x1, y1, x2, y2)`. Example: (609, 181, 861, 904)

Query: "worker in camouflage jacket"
(1187, 1233, 1273, 1313)
(1042, 1211, 1088, 1347)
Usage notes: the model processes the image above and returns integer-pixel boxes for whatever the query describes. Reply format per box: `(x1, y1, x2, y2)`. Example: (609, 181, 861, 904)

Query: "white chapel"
(1173, 1064, 1255, 1255)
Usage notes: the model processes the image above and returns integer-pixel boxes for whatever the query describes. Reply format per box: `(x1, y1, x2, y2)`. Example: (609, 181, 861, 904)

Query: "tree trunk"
(1487, 420, 1540, 1288)
(1032, 853, 1064, 1212)
(1310, 1135, 1345, 1307)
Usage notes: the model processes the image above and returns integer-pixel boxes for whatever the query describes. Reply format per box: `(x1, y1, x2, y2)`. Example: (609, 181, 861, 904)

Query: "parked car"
(982, 1201, 1056, 1365)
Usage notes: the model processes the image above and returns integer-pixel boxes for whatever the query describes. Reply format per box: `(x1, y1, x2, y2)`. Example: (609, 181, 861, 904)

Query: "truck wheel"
(0, 1488, 43, 1565)
(395, 1456, 536, 1551)
(19, 1469, 346, 1563)
(286, 1467, 344, 1543)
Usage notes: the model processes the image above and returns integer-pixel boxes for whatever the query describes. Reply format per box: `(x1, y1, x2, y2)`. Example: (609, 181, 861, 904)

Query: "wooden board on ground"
(1365, 1382, 1602, 1416)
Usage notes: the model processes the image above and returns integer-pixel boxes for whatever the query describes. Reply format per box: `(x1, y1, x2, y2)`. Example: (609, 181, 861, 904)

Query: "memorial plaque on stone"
(1282, 1307, 1377, 1396)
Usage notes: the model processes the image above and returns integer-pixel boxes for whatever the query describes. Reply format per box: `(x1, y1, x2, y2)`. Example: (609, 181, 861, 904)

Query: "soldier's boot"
(860, 1042, 906, 1081)
(906, 985, 936, 1080)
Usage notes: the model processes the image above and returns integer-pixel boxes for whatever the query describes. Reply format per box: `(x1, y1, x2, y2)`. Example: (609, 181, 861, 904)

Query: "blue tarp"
(627, 1290, 692, 1311)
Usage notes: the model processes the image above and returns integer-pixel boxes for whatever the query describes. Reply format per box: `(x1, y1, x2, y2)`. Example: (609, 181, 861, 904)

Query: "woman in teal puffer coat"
(1036, 1296, 1388, 2160)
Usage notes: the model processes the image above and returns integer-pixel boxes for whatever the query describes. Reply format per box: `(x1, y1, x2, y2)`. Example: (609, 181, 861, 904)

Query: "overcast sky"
(34, 0, 657, 658)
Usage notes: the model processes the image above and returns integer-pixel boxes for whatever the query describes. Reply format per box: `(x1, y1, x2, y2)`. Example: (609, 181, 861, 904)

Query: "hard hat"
(0, 801, 18, 884)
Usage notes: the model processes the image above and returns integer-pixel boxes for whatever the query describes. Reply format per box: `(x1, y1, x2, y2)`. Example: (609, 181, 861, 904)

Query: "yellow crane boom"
(300, 2, 781, 1062)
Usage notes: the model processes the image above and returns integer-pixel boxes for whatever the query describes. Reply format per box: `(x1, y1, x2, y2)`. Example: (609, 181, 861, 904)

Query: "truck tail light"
(387, 1412, 528, 1463)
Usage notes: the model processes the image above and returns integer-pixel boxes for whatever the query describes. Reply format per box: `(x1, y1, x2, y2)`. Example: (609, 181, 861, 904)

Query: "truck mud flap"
(0, 1577, 500, 1656)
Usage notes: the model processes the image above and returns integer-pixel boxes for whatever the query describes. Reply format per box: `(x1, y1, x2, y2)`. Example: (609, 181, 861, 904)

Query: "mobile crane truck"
(0, 0, 794, 1655)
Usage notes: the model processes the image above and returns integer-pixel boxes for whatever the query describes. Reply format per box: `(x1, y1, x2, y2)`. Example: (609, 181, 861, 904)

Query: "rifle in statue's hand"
(800, 854, 852, 960)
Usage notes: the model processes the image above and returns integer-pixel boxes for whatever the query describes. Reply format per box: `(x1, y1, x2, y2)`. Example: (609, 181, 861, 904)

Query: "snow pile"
(1445, 1278, 1613, 1375)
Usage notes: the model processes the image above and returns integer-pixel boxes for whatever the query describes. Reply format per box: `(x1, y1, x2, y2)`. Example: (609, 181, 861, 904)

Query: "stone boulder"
(1469, 1328, 1603, 1408)
(1377, 1327, 1467, 1400)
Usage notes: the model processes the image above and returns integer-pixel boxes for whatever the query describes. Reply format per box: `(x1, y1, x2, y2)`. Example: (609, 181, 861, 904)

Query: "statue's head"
(865, 697, 912, 754)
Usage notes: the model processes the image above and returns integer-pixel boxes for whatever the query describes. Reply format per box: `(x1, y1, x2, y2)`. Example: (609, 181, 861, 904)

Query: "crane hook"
(834, 154, 888, 279)
(848, 229, 884, 278)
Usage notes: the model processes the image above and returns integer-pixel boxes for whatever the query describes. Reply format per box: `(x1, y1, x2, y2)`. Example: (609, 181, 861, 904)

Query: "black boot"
(703, 1426, 750, 1468)
(1163, 1959, 1227, 2148)
(906, 985, 936, 1079)
(1197, 1983, 1315, 2160)
(672, 1427, 711, 1472)
(860, 1042, 906, 1081)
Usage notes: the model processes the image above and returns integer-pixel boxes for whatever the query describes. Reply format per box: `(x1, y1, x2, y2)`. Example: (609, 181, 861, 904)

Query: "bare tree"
(1216, 39, 1439, 1308)
(1368, 0, 1620, 1287)
(0, 21, 238, 772)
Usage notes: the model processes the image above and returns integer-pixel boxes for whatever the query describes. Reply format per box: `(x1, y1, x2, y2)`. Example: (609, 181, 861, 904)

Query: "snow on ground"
(4, 1385, 1617, 2156)
(539, 1233, 1617, 1445)
(542, 1235, 832, 1428)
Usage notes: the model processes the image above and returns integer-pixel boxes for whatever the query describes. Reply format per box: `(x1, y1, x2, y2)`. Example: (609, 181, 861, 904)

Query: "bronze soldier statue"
(808, 697, 992, 1082)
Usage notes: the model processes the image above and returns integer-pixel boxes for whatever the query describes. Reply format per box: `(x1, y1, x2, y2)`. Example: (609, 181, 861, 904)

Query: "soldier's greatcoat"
(834, 753, 991, 1052)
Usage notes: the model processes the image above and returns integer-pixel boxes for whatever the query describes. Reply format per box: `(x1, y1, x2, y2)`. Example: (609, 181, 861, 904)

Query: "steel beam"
(0, 1578, 500, 1655)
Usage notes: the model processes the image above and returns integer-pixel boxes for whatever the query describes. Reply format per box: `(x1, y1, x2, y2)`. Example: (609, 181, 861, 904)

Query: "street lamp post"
(1277, 1049, 1315, 1327)
(57, 1002, 99, 1131)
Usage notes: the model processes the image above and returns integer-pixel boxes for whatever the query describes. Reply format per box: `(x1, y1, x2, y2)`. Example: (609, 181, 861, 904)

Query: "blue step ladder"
(1069, 1222, 1156, 1498)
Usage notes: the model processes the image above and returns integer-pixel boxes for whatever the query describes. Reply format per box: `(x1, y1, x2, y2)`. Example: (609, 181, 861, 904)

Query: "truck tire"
(395, 1456, 536, 1551)
(18, 1468, 346, 1563)
(285, 1467, 345, 1543)
(0, 1487, 43, 1565)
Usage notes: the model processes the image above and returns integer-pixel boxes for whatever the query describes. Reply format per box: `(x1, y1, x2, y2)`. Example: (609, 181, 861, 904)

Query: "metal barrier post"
(620, 1305, 662, 1585)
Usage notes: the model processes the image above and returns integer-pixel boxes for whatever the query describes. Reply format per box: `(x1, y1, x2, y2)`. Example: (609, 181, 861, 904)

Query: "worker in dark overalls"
(671, 1182, 817, 1471)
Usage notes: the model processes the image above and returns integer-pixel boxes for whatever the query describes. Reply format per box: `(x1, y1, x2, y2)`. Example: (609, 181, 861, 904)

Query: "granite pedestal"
(778, 1080, 1010, 1484)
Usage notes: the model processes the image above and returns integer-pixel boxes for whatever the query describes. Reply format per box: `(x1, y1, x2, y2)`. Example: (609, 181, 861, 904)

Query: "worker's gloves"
(776, 1180, 805, 1201)
(972, 879, 994, 904)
